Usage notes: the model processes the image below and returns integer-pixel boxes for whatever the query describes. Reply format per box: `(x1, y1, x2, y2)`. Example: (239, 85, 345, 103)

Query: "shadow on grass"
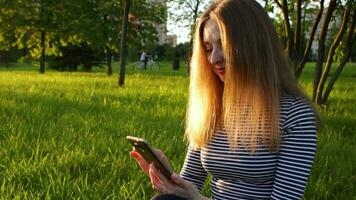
(0, 62, 190, 78)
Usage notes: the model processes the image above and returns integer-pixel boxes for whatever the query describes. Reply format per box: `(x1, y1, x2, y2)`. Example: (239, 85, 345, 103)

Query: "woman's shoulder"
(280, 94, 313, 110)
(280, 94, 316, 130)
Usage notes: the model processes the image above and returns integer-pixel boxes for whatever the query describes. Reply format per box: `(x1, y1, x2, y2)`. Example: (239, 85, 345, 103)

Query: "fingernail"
(149, 164, 156, 171)
(130, 151, 138, 158)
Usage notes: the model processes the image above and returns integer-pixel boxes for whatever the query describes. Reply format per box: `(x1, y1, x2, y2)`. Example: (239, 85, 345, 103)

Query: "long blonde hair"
(185, 0, 318, 152)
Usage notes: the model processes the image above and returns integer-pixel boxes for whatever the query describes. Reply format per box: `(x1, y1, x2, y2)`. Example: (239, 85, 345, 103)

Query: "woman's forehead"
(203, 19, 221, 43)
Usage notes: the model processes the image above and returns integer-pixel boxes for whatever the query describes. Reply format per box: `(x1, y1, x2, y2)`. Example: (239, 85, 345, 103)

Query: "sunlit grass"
(0, 62, 355, 199)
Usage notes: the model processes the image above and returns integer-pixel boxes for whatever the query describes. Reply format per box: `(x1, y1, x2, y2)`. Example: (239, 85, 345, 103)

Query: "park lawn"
(0, 62, 355, 199)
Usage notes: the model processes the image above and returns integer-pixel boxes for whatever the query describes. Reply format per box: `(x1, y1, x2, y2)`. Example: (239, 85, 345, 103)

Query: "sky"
(166, 0, 330, 44)
(166, 1, 210, 44)
(166, 0, 266, 44)
(167, 23, 191, 44)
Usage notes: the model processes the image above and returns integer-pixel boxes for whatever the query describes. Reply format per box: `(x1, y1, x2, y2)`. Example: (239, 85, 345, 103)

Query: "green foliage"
(169, 0, 212, 29)
(148, 43, 190, 61)
(155, 44, 175, 60)
(168, 0, 213, 43)
(175, 42, 191, 60)
(334, 41, 345, 65)
(0, 0, 166, 67)
(48, 44, 105, 72)
(129, 0, 166, 49)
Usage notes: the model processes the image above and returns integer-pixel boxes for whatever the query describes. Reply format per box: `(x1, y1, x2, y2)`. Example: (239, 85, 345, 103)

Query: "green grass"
(0, 61, 355, 199)
(298, 63, 356, 200)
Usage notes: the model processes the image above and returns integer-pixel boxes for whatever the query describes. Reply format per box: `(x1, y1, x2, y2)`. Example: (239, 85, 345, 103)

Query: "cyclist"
(140, 51, 148, 69)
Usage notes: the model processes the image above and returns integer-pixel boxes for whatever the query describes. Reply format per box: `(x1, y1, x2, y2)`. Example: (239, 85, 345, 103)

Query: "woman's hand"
(149, 164, 207, 200)
(130, 150, 208, 200)
(129, 149, 171, 176)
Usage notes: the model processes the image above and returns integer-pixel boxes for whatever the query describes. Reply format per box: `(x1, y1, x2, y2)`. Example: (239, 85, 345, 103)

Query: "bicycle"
(129, 59, 160, 70)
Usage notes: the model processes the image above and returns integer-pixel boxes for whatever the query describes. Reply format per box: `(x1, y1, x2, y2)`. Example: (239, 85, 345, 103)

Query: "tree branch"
(321, 6, 356, 104)
(316, 1, 351, 104)
(313, 0, 337, 101)
(296, 0, 324, 77)
(274, 0, 283, 9)
(294, 0, 302, 61)
(185, 0, 195, 11)
(281, 0, 294, 58)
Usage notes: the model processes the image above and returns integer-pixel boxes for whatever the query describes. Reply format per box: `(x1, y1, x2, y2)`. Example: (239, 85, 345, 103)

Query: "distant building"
(151, 0, 177, 46)
(165, 35, 177, 46)
(305, 7, 342, 60)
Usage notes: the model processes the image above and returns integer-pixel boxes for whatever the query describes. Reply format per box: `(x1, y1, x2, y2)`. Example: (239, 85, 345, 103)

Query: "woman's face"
(203, 18, 225, 82)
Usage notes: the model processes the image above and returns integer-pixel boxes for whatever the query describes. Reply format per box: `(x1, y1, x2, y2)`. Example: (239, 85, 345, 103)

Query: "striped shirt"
(180, 96, 317, 200)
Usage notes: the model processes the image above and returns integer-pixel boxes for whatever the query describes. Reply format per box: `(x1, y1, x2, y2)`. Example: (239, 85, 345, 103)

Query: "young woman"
(130, 0, 320, 199)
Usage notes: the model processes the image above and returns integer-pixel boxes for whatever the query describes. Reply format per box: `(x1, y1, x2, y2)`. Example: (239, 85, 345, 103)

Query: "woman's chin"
(219, 75, 225, 83)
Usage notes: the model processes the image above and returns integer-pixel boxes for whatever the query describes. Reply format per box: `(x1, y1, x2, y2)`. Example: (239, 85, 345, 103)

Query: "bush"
(49, 44, 104, 71)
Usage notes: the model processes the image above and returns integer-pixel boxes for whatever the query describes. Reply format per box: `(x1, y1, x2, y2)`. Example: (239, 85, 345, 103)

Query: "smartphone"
(126, 136, 172, 180)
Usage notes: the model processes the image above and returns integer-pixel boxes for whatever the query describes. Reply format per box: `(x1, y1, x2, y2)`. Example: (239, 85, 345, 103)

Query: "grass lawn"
(0, 61, 355, 199)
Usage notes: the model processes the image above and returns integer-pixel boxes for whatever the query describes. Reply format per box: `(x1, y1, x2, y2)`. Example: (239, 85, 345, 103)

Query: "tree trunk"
(39, 31, 46, 74)
(276, 0, 294, 59)
(293, 0, 302, 64)
(313, 0, 337, 101)
(171, 53, 179, 70)
(295, 0, 324, 78)
(0, 50, 10, 69)
(118, 0, 130, 86)
(106, 46, 113, 76)
(187, 0, 201, 74)
(315, 2, 351, 104)
(321, 7, 356, 104)
(5, 50, 9, 69)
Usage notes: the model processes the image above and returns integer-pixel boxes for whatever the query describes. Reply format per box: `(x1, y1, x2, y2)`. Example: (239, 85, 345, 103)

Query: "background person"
(140, 50, 148, 69)
(130, 0, 320, 199)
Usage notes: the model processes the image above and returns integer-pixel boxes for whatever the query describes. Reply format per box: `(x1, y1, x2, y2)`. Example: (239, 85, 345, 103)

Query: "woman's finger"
(150, 164, 179, 195)
(130, 150, 150, 174)
(149, 164, 165, 192)
(149, 168, 159, 184)
(149, 169, 201, 199)
(150, 163, 171, 185)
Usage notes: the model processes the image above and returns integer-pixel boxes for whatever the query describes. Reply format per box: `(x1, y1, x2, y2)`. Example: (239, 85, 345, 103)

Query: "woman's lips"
(216, 68, 225, 75)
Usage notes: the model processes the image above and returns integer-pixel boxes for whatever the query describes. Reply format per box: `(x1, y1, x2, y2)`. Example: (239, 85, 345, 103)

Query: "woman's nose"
(210, 48, 223, 65)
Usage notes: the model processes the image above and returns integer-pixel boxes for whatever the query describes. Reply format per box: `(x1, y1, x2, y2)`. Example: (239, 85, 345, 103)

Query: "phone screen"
(127, 136, 172, 179)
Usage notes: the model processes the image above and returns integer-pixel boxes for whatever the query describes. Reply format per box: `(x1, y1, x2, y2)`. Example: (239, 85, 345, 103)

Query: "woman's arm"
(271, 99, 317, 200)
(179, 146, 208, 191)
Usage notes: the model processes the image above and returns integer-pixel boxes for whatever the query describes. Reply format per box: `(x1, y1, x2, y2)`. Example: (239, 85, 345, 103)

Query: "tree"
(270, 0, 355, 104)
(272, 0, 325, 77)
(315, 1, 355, 104)
(0, 0, 165, 75)
(322, 12, 355, 103)
(118, 0, 131, 86)
(0, 17, 13, 68)
(38, 0, 46, 73)
(169, 0, 213, 71)
(0, 0, 65, 73)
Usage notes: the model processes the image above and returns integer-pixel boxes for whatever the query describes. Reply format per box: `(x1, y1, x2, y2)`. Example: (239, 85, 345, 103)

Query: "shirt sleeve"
(179, 145, 208, 191)
(271, 99, 317, 200)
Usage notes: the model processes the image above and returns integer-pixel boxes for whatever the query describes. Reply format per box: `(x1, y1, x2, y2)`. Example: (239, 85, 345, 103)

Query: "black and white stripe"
(180, 96, 317, 200)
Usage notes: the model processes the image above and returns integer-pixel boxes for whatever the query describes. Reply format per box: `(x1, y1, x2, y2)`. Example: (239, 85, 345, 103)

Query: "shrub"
(49, 44, 104, 71)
